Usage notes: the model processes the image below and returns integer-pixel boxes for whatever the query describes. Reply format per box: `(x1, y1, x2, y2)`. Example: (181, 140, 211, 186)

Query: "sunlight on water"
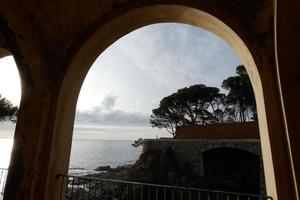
(0, 139, 13, 168)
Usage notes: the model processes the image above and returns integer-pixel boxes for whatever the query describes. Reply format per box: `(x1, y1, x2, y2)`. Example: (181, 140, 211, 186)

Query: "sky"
(0, 23, 242, 140)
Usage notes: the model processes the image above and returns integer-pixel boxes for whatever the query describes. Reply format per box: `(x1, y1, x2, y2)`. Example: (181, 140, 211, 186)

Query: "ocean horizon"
(0, 138, 143, 175)
(69, 139, 143, 175)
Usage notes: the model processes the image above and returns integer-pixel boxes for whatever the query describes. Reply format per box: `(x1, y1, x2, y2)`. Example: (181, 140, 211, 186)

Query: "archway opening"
(66, 21, 267, 198)
(203, 147, 261, 194)
(55, 4, 279, 199)
(0, 55, 21, 197)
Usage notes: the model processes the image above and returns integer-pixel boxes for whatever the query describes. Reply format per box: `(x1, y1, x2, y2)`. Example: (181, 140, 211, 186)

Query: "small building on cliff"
(175, 121, 259, 140)
(142, 122, 266, 195)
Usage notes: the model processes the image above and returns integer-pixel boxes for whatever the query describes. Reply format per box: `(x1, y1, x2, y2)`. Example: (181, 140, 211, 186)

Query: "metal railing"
(59, 175, 273, 200)
(0, 168, 8, 200)
(0, 169, 273, 200)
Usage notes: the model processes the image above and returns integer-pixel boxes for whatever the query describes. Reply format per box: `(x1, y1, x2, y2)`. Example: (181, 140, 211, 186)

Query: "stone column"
(3, 64, 75, 200)
(276, 0, 300, 197)
(0, 21, 75, 199)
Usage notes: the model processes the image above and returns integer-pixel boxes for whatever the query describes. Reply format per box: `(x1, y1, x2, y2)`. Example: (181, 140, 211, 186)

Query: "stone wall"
(143, 139, 266, 195)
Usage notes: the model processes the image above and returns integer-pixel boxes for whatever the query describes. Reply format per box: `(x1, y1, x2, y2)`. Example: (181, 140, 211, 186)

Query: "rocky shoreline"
(85, 147, 206, 188)
(84, 146, 258, 193)
(66, 147, 263, 199)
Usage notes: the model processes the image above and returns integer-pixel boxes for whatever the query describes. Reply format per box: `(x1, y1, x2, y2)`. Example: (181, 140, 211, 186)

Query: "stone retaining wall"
(143, 139, 266, 195)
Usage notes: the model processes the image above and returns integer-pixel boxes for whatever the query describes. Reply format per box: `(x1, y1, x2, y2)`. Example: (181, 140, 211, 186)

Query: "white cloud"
(101, 94, 117, 110)
(111, 23, 241, 89)
(75, 94, 149, 126)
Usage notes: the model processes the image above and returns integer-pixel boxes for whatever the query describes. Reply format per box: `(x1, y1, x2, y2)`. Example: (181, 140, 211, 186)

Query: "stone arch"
(199, 140, 262, 157)
(203, 147, 261, 194)
(46, 4, 293, 200)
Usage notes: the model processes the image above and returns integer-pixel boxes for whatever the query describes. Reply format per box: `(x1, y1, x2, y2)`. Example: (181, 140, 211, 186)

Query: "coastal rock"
(95, 165, 111, 171)
(91, 147, 205, 188)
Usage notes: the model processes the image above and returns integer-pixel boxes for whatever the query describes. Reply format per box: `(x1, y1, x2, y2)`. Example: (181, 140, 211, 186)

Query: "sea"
(69, 140, 143, 175)
(0, 139, 143, 175)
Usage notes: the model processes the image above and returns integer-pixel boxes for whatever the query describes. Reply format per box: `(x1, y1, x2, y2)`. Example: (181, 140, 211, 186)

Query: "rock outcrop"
(89, 147, 205, 188)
